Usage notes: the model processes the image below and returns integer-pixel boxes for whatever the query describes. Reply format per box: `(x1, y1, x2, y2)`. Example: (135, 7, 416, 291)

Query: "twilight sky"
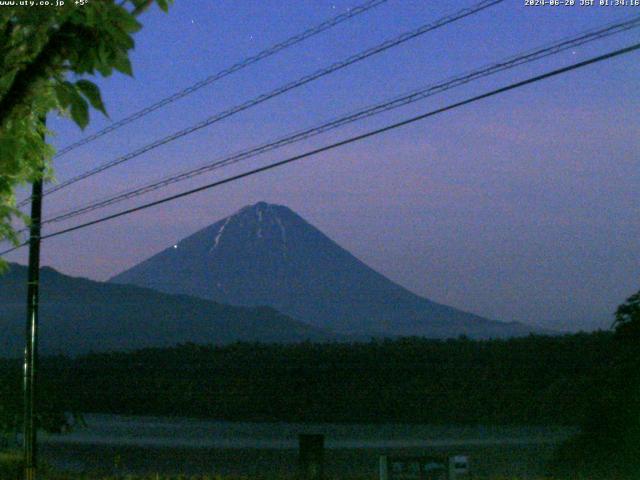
(6, 0, 640, 331)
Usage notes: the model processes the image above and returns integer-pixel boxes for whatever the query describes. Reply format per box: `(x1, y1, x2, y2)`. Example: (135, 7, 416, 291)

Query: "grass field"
(3, 441, 571, 480)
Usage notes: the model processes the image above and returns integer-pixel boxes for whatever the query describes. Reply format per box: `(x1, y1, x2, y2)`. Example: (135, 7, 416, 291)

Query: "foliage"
(0, 0, 172, 265)
(0, 358, 77, 439)
(550, 288, 640, 479)
(0, 332, 613, 426)
(0, 332, 623, 479)
(0, 451, 22, 480)
(0, 0, 172, 435)
(612, 288, 640, 342)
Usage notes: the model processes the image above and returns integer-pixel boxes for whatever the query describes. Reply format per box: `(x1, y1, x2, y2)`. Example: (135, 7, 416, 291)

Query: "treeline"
(0, 332, 616, 426)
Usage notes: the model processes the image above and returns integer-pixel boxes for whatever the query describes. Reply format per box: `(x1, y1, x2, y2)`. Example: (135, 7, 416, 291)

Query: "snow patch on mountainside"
(211, 217, 232, 251)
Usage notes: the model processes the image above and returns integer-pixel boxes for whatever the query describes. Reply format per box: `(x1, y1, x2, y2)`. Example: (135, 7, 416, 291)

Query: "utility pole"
(23, 126, 44, 480)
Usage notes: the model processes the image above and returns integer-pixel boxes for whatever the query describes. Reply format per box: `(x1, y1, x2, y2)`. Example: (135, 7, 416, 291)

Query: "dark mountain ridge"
(0, 263, 334, 357)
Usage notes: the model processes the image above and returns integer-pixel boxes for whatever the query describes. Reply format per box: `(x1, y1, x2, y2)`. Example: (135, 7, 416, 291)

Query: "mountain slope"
(0, 263, 334, 357)
(111, 202, 539, 338)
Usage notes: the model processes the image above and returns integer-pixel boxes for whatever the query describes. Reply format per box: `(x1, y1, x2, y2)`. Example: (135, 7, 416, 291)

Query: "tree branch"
(0, 25, 71, 130)
(0, 4, 149, 130)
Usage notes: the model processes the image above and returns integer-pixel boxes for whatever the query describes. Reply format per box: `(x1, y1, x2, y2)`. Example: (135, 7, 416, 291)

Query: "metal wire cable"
(3, 41, 638, 256)
(38, 14, 640, 227)
(19, 0, 503, 207)
(51, 0, 390, 160)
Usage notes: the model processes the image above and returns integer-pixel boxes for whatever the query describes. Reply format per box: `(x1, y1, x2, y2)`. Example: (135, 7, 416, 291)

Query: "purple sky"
(7, 0, 640, 331)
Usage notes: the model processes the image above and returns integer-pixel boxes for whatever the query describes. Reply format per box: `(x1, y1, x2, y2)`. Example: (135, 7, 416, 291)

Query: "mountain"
(0, 263, 334, 357)
(111, 202, 539, 338)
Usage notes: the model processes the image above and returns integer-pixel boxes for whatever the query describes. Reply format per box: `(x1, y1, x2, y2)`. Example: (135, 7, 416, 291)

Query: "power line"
(36, 15, 640, 227)
(19, 0, 503, 207)
(51, 0, 390, 160)
(3, 41, 638, 257)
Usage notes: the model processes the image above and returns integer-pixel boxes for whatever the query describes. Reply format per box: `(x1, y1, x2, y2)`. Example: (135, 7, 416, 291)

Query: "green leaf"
(156, 0, 169, 12)
(76, 80, 107, 116)
(113, 7, 142, 34)
(113, 52, 133, 76)
(70, 93, 89, 130)
(109, 27, 135, 51)
(95, 43, 113, 76)
(54, 83, 73, 109)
